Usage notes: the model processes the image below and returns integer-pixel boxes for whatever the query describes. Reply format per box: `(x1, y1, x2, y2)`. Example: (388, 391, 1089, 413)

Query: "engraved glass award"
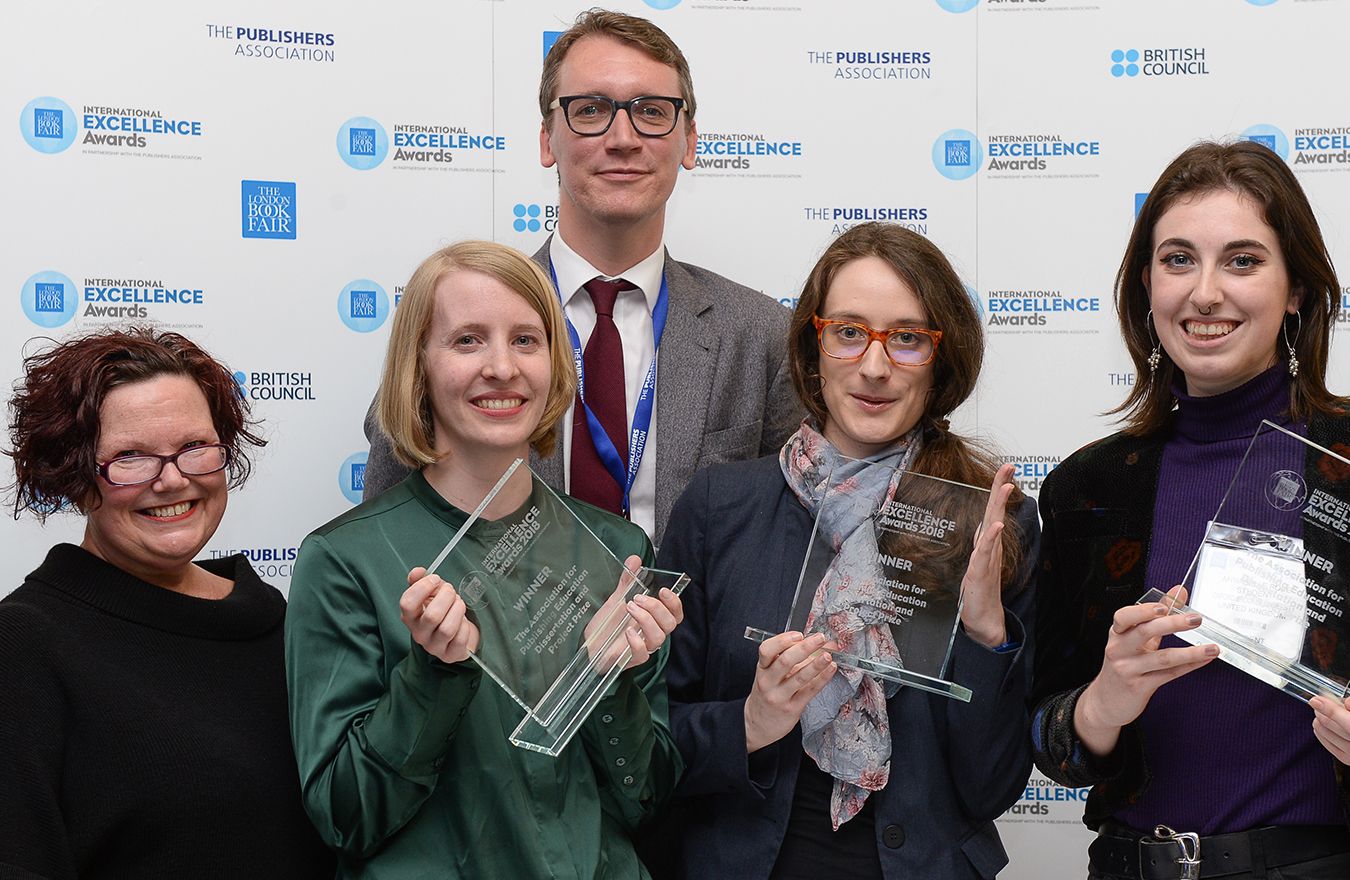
(745, 456, 989, 702)
(1141, 420, 1350, 701)
(427, 459, 689, 756)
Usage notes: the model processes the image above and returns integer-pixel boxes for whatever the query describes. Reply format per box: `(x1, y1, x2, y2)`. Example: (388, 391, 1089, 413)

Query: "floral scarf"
(779, 418, 920, 829)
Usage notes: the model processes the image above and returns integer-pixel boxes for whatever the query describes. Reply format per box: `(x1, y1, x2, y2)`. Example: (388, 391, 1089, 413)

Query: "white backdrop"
(6, 1, 1350, 875)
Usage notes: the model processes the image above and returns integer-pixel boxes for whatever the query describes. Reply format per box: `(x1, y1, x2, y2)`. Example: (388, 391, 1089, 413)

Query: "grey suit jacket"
(360, 236, 803, 547)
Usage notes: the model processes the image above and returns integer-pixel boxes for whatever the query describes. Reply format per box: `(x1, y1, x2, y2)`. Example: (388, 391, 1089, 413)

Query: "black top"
(0, 543, 333, 879)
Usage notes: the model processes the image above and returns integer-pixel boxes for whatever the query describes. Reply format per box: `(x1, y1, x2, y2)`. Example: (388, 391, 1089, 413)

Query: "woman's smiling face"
(1147, 188, 1301, 397)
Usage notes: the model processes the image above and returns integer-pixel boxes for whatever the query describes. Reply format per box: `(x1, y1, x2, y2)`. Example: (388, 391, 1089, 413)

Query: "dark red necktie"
(570, 277, 633, 515)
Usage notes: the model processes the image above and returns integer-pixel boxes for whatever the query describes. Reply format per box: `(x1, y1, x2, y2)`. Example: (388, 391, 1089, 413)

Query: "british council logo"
(337, 116, 389, 170)
(21, 270, 78, 328)
(935, 0, 980, 12)
(514, 203, 543, 233)
(339, 451, 369, 504)
(932, 129, 983, 181)
(1241, 124, 1289, 161)
(1110, 49, 1141, 78)
(20, 97, 77, 154)
(338, 279, 391, 333)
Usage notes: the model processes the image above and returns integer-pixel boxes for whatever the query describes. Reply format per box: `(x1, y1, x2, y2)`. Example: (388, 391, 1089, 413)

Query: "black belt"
(1088, 823, 1350, 879)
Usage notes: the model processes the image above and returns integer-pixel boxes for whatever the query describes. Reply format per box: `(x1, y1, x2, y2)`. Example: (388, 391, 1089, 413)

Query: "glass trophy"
(1141, 420, 1350, 701)
(745, 456, 990, 702)
(426, 459, 689, 756)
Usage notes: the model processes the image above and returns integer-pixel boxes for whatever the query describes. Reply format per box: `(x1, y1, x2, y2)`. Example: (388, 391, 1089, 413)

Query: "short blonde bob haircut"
(377, 241, 575, 468)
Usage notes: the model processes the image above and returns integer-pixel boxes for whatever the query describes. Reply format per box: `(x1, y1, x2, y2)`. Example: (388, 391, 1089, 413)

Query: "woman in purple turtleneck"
(1032, 140, 1350, 880)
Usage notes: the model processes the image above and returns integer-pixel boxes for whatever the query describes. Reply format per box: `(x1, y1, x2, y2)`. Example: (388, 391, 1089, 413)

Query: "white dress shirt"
(549, 232, 663, 540)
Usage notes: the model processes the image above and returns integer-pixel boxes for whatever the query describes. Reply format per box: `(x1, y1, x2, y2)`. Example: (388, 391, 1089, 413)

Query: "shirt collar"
(550, 231, 664, 314)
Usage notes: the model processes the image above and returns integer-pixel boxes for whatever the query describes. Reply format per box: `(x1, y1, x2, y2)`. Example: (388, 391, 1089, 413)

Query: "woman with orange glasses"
(658, 222, 1038, 880)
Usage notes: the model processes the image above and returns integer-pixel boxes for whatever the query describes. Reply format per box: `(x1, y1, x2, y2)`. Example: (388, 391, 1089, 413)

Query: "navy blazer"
(658, 454, 1039, 880)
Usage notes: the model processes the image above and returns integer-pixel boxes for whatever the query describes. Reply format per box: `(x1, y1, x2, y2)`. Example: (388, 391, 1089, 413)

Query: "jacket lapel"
(654, 252, 715, 529)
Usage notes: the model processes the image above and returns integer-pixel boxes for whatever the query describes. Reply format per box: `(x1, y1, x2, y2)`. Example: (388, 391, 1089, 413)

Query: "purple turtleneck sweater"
(1115, 366, 1341, 833)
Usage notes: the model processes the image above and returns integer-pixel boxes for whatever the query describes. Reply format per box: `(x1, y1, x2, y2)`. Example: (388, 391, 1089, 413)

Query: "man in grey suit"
(360, 9, 800, 546)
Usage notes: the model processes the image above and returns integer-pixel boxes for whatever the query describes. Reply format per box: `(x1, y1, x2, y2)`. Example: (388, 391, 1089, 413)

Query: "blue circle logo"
(642, 0, 682, 8)
(339, 451, 370, 504)
(1246, 0, 1278, 6)
(964, 283, 983, 317)
(20, 97, 77, 154)
(338, 280, 391, 332)
(1241, 124, 1289, 161)
(936, 0, 980, 11)
(336, 116, 389, 170)
(21, 270, 78, 328)
(1110, 49, 1140, 78)
(513, 203, 543, 233)
(932, 129, 983, 181)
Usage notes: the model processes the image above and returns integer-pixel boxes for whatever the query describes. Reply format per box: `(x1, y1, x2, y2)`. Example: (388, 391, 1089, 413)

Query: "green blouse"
(285, 471, 681, 879)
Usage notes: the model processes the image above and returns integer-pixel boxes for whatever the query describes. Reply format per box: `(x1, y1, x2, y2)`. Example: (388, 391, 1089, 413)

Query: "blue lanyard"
(550, 260, 669, 515)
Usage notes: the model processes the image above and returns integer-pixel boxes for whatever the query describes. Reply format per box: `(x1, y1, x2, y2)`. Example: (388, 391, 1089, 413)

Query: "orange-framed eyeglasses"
(812, 316, 942, 367)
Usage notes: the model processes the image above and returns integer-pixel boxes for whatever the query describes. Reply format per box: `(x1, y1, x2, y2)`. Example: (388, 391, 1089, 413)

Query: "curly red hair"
(6, 327, 265, 520)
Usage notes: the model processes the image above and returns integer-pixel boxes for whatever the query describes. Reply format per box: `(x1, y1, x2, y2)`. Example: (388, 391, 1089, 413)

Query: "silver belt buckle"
(1152, 825, 1202, 880)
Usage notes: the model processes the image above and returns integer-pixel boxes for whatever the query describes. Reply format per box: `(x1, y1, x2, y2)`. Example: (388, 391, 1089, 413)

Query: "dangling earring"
(1284, 311, 1302, 378)
(1146, 309, 1162, 376)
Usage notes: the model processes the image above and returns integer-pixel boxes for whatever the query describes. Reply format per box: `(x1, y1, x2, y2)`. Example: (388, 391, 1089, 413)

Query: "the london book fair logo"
(642, 0, 682, 9)
(241, 180, 296, 239)
(20, 97, 77, 153)
(935, 0, 979, 11)
(337, 116, 389, 170)
(339, 451, 368, 504)
(512, 203, 558, 233)
(21, 271, 78, 328)
(339, 280, 390, 332)
(1109, 47, 1209, 78)
(1241, 124, 1290, 161)
(932, 129, 982, 181)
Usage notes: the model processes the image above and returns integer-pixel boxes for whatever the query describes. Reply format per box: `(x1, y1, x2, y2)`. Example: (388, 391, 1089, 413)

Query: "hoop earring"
(1146, 309, 1162, 376)
(1284, 311, 1302, 378)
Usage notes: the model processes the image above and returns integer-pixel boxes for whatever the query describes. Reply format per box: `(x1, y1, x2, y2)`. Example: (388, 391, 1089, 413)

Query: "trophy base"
(743, 626, 973, 703)
(1140, 588, 1350, 703)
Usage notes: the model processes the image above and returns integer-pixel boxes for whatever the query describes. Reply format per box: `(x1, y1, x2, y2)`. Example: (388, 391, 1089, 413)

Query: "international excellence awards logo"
(339, 451, 368, 504)
(20, 97, 78, 153)
(21, 271, 78, 328)
(338, 280, 391, 332)
(337, 116, 389, 170)
(932, 129, 982, 180)
(241, 180, 296, 239)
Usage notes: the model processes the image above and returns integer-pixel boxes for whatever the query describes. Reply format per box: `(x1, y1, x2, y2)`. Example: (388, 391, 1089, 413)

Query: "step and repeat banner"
(5, 1, 1349, 875)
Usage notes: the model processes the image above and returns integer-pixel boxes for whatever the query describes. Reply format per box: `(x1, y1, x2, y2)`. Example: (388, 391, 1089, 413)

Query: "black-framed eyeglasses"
(549, 95, 686, 137)
(96, 444, 231, 487)
(812, 316, 943, 367)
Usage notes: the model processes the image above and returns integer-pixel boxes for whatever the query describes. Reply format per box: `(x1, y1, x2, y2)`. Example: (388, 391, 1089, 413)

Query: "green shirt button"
(615, 757, 626, 767)
(600, 714, 614, 724)
(623, 775, 635, 786)
(609, 737, 620, 746)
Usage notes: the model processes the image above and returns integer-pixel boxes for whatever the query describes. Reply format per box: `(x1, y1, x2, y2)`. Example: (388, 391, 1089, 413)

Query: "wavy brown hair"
(1113, 140, 1346, 434)
(7, 327, 265, 520)
(789, 222, 1026, 592)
